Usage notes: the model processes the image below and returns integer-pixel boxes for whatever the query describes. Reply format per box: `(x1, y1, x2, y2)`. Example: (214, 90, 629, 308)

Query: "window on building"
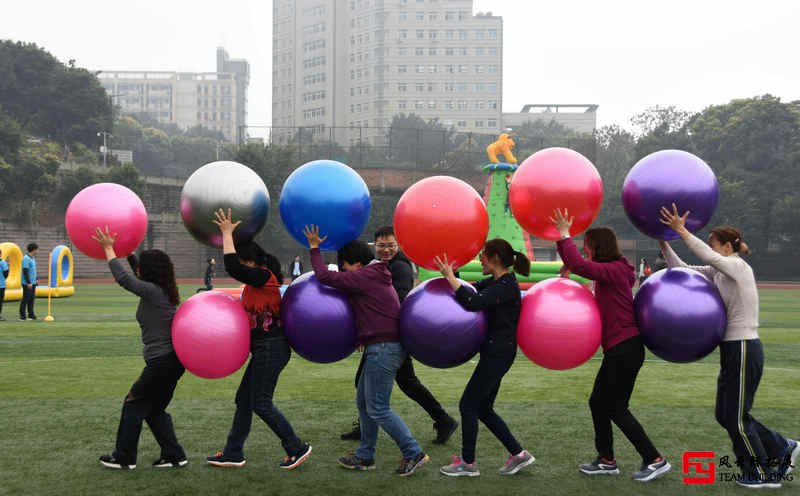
(475, 65, 484, 74)
(475, 120, 484, 127)
(445, 100, 454, 109)
(415, 82, 424, 92)
(488, 119, 497, 128)
(399, 29, 408, 39)
(429, 30, 437, 39)
(399, 11, 407, 21)
(428, 65, 437, 73)
(416, 30, 424, 39)
(416, 11, 424, 21)
(415, 100, 424, 109)
(428, 48, 437, 55)
(488, 47, 498, 56)
(475, 30, 485, 40)
(488, 64, 498, 74)
(398, 47, 408, 56)
(445, 11, 455, 21)
(398, 83, 407, 91)
(415, 47, 424, 56)
(398, 65, 407, 73)
(458, 30, 468, 40)
(445, 48, 454, 56)
(487, 82, 497, 92)
(488, 29, 498, 39)
(476, 47, 485, 56)
(398, 100, 407, 109)
(428, 100, 436, 109)
(457, 120, 466, 127)
(458, 64, 468, 73)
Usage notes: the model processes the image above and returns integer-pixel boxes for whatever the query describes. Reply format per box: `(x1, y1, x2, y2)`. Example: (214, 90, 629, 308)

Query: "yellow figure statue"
(486, 133, 517, 164)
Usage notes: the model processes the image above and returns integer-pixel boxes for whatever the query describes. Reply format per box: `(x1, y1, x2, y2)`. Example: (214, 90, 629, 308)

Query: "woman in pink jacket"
(551, 209, 670, 482)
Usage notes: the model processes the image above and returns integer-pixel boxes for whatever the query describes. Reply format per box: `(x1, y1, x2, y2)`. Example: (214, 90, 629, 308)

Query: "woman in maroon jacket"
(551, 209, 670, 482)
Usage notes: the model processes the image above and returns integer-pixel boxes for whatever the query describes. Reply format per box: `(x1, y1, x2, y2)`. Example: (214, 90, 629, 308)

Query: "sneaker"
(440, 456, 480, 477)
(338, 453, 375, 471)
(432, 417, 459, 445)
(340, 420, 361, 441)
(280, 444, 312, 470)
(579, 457, 620, 475)
(152, 457, 188, 468)
(206, 451, 245, 467)
(396, 452, 430, 477)
(18, 317, 25, 321)
(499, 450, 535, 475)
(778, 439, 799, 477)
(735, 478, 782, 489)
(0, 315, 6, 321)
(632, 457, 671, 482)
(28, 316, 37, 320)
(99, 454, 135, 470)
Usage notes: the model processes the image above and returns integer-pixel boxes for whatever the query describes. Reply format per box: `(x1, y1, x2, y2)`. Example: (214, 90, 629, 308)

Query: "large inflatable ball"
(509, 147, 603, 241)
(172, 291, 251, 379)
(279, 160, 371, 251)
(282, 272, 358, 363)
(400, 278, 487, 368)
(517, 278, 602, 370)
(65, 183, 148, 260)
(634, 267, 726, 362)
(622, 150, 719, 240)
(180, 161, 270, 247)
(394, 176, 489, 271)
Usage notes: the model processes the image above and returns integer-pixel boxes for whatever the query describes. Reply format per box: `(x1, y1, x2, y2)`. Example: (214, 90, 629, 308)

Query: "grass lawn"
(0, 284, 798, 495)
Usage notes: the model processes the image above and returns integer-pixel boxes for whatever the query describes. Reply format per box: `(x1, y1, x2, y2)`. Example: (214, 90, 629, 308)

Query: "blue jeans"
(355, 342, 422, 461)
(223, 335, 304, 457)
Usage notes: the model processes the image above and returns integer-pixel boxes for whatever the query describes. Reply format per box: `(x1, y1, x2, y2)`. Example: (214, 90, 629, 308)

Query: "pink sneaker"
(440, 455, 480, 477)
(499, 450, 535, 475)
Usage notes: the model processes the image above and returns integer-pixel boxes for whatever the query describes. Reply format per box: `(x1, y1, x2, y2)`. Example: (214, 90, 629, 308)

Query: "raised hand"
(303, 224, 328, 249)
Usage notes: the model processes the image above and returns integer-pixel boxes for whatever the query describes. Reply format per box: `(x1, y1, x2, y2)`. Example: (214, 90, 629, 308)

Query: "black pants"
(224, 335, 304, 457)
(19, 284, 36, 318)
(0, 287, 5, 315)
(195, 284, 213, 293)
(717, 339, 789, 479)
(113, 352, 186, 464)
(589, 336, 660, 463)
(459, 338, 522, 464)
(354, 352, 449, 425)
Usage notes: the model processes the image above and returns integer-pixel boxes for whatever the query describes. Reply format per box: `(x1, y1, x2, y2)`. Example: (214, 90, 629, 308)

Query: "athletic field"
(1, 284, 797, 495)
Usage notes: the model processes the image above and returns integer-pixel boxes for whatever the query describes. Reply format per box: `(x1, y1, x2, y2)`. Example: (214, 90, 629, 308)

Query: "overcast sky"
(4, 0, 800, 130)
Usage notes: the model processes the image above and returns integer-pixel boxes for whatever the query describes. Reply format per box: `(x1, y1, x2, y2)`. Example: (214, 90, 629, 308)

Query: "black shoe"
(153, 457, 188, 468)
(18, 317, 25, 321)
(0, 316, 6, 321)
(340, 420, 361, 441)
(206, 451, 245, 467)
(338, 454, 375, 471)
(28, 316, 37, 320)
(396, 452, 430, 477)
(432, 417, 459, 445)
(99, 454, 135, 470)
(280, 444, 312, 470)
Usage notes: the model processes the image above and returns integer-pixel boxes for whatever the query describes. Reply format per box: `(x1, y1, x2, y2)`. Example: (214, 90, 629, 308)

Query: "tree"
(0, 41, 112, 147)
(592, 125, 638, 234)
(0, 106, 22, 162)
(107, 163, 145, 197)
(386, 113, 454, 168)
(631, 106, 695, 158)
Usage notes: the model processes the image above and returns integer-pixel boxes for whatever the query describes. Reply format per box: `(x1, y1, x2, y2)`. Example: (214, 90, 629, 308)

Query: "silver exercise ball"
(180, 161, 270, 247)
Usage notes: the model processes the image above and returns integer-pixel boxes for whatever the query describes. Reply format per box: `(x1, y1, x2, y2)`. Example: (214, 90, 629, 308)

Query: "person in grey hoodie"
(93, 227, 187, 470)
(660, 204, 798, 489)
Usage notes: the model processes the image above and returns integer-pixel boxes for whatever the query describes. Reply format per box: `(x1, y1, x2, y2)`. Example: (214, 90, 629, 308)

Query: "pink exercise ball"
(65, 183, 148, 260)
(172, 291, 251, 379)
(517, 278, 601, 370)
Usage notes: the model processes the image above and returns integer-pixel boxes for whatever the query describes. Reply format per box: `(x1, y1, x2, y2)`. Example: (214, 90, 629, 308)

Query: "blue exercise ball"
(279, 160, 371, 251)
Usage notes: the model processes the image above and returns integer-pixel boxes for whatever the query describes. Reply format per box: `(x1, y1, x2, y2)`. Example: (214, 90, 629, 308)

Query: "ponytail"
(512, 250, 531, 277)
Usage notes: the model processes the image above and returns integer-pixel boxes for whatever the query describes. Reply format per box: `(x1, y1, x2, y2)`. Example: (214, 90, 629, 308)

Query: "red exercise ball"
(517, 278, 601, 370)
(509, 148, 603, 241)
(65, 183, 148, 260)
(394, 176, 489, 271)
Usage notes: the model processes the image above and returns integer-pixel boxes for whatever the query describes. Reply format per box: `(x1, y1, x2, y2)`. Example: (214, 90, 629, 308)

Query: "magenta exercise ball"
(172, 291, 251, 379)
(517, 278, 601, 370)
(65, 183, 148, 260)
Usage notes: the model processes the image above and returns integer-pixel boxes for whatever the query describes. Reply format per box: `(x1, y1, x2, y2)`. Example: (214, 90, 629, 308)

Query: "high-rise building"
(272, 0, 502, 145)
(98, 48, 249, 142)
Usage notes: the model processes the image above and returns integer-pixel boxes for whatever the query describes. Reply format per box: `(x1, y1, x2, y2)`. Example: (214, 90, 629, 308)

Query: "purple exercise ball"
(282, 272, 358, 363)
(400, 278, 487, 368)
(634, 267, 727, 363)
(622, 149, 719, 240)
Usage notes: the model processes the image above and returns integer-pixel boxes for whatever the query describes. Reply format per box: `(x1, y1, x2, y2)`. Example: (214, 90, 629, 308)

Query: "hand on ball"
(303, 224, 328, 249)
(91, 226, 118, 248)
(213, 208, 242, 234)
(548, 208, 574, 238)
(659, 203, 690, 234)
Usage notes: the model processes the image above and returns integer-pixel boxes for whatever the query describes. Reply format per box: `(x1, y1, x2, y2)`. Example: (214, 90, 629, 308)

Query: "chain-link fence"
(240, 125, 596, 171)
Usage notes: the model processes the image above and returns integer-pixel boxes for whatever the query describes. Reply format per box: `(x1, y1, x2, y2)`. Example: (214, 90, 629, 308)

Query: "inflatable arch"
(0, 243, 75, 300)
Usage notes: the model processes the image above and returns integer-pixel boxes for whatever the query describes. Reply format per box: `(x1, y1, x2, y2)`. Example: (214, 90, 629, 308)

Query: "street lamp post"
(97, 131, 113, 167)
